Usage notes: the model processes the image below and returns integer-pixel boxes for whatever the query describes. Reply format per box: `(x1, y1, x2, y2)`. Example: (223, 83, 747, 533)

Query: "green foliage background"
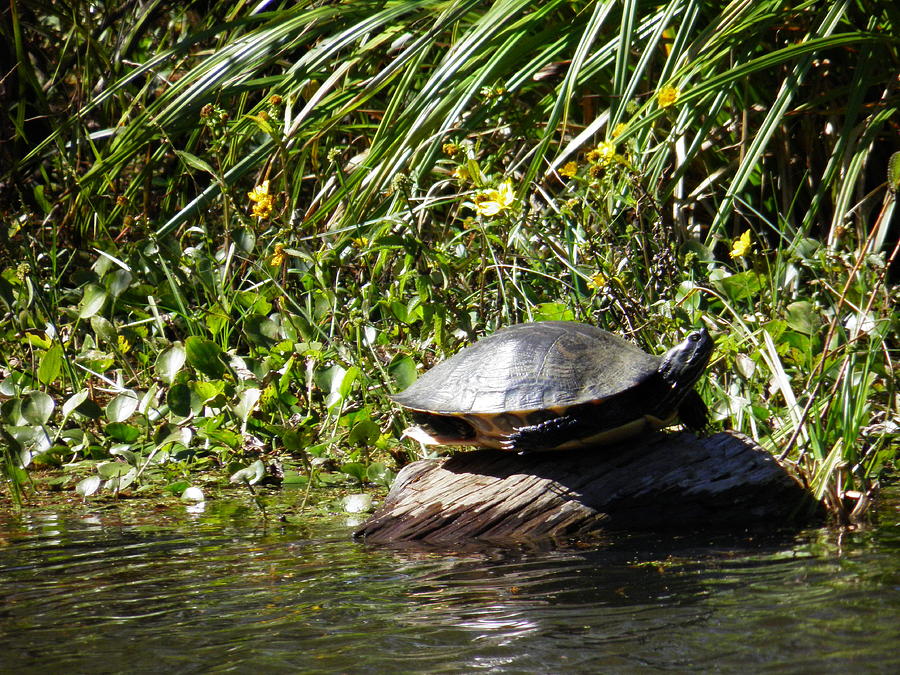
(1, 0, 897, 517)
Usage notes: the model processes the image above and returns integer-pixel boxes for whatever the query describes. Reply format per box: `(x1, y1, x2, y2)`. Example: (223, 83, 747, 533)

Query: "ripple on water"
(1, 495, 899, 673)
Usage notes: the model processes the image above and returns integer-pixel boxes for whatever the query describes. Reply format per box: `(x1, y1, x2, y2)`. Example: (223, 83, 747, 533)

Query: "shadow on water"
(1, 488, 898, 673)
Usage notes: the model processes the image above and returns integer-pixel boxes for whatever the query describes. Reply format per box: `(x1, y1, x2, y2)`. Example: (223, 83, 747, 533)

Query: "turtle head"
(658, 327, 713, 390)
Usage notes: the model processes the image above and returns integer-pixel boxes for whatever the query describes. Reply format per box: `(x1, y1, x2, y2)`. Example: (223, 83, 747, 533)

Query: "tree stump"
(355, 431, 823, 544)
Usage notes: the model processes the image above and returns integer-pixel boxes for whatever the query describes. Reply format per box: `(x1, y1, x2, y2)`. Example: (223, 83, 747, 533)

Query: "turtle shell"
(392, 322, 659, 414)
(390, 321, 687, 450)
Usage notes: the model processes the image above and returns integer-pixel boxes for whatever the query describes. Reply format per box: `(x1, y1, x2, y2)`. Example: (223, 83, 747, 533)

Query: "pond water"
(1, 488, 898, 674)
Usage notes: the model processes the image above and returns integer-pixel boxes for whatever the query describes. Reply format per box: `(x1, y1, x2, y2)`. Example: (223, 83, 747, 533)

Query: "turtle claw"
(498, 438, 517, 452)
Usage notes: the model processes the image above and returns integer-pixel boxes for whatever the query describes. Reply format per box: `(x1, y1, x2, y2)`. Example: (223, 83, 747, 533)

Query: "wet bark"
(355, 431, 823, 545)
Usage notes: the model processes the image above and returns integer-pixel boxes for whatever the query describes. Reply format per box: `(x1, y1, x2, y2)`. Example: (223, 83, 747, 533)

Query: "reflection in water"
(0, 493, 898, 673)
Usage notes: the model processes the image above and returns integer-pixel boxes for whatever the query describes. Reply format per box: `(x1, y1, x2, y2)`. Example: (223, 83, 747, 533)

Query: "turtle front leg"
(501, 413, 595, 452)
(677, 390, 708, 431)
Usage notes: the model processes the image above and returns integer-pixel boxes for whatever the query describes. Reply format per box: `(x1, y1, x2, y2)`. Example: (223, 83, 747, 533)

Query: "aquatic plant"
(1, 1, 896, 520)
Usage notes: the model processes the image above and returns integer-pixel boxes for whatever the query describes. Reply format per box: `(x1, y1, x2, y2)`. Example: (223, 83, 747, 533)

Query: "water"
(1, 489, 897, 674)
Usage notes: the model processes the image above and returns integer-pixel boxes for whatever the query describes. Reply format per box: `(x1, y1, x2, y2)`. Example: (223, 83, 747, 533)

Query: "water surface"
(1, 490, 897, 673)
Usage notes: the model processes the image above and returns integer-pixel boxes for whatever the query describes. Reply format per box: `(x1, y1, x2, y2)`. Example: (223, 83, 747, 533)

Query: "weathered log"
(355, 431, 823, 544)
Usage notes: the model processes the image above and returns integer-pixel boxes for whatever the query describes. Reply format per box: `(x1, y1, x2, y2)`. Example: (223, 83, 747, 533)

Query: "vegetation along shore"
(1, 1, 896, 523)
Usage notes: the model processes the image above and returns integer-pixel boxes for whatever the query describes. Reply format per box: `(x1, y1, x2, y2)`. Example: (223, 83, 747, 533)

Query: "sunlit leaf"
(342, 493, 373, 513)
(176, 150, 217, 176)
(106, 422, 142, 443)
(109, 445, 139, 465)
(340, 462, 368, 484)
(106, 391, 139, 423)
(785, 301, 820, 336)
(388, 355, 418, 390)
(22, 391, 54, 425)
(107, 269, 133, 298)
(366, 462, 394, 487)
(78, 284, 108, 319)
(90, 315, 117, 344)
(532, 302, 575, 322)
(711, 270, 763, 303)
(181, 486, 205, 502)
(62, 389, 90, 419)
(230, 459, 266, 486)
(156, 343, 187, 384)
(76, 476, 101, 498)
(232, 387, 261, 423)
(189, 380, 225, 405)
(348, 420, 380, 445)
(185, 336, 226, 378)
(37, 344, 63, 385)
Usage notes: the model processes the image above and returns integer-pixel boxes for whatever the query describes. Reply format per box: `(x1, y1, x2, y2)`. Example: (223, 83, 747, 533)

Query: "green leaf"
(163, 481, 190, 496)
(342, 493, 373, 513)
(106, 391, 139, 423)
(338, 366, 360, 398)
(109, 445, 139, 464)
(532, 302, 574, 322)
(107, 269, 133, 298)
(90, 315, 117, 344)
(105, 422, 141, 443)
(230, 459, 266, 486)
(348, 420, 380, 445)
(78, 284, 108, 319)
(340, 462, 367, 483)
(37, 344, 63, 385)
(33, 184, 51, 215)
(200, 427, 241, 449)
(282, 429, 307, 454)
(205, 309, 229, 336)
(246, 113, 275, 135)
(366, 462, 394, 487)
(317, 364, 359, 411)
(22, 391, 54, 425)
(74, 396, 103, 419)
(232, 387, 261, 423)
(189, 380, 225, 405)
(185, 336, 226, 378)
(388, 355, 418, 390)
(76, 476, 101, 498)
(785, 301, 820, 336)
(175, 150, 217, 176)
(167, 383, 192, 417)
(156, 343, 187, 384)
(62, 390, 90, 419)
(711, 270, 763, 303)
(888, 151, 900, 192)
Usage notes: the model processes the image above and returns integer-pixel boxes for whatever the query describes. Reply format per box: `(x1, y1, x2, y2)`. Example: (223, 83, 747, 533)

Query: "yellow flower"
(730, 230, 752, 259)
(117, 335, 131, 354)
(589, 272, 607, 289)
(453, 166, 470, 182)
(611, 122, 627, 138)
(351, 236, 369, 249)
(248, 180, 273, 219)
(442, 143, 460, 157)
(559, 161, 578, 178)
(269, 243, 286, 266)
(587, 141, 616, 166)
(472, 179, 516, 217)
(657, 85, 680, 109)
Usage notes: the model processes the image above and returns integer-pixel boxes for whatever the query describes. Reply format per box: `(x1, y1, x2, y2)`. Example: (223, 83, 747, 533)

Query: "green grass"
(1, 0, 897, 520)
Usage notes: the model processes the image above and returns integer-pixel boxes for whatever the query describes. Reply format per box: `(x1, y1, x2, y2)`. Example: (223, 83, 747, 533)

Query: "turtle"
(390, 321, 713, 452)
